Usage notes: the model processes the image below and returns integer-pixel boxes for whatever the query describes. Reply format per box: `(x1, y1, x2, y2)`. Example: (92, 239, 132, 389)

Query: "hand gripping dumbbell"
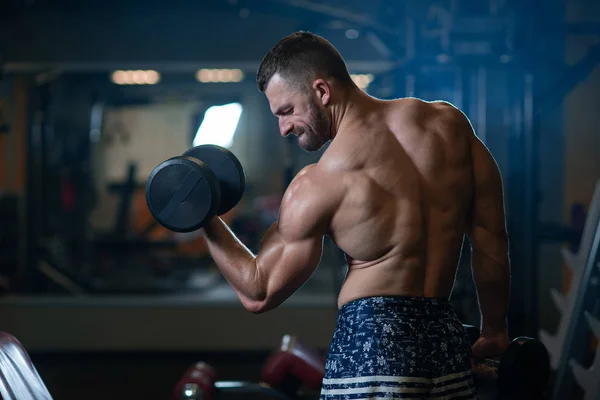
(145, 145, 246, 232)
(463, 324, 551, 400)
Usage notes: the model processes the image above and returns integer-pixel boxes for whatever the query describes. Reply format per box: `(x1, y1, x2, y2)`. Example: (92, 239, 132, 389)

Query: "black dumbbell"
(145, 145, 245, 233)
(496, 337, 550, 399)
(463, 325, 550, 399)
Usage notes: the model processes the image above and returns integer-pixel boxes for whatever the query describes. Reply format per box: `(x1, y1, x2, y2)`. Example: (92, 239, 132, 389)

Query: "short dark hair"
(257, 31, 354, 93)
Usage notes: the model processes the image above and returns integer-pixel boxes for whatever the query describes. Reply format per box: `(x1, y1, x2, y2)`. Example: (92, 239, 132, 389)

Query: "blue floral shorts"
(320, 296, 478, 399)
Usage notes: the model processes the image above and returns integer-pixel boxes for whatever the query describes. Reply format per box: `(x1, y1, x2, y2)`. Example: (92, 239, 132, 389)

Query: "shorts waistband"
(339, 296, 453, 317)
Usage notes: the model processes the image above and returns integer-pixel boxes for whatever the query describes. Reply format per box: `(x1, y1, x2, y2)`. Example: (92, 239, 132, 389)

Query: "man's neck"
(331, 88, 381, 139)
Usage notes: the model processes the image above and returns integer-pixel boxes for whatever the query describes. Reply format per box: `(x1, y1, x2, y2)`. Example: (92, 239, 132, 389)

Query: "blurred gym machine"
(19, 75, 224, 296)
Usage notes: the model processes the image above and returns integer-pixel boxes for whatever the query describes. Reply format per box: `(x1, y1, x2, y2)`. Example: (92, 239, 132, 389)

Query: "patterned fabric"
(321, 296, 478, 399)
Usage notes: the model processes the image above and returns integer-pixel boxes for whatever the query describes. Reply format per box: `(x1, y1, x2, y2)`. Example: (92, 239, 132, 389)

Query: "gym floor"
(0, 266, 341, 399)
(32, 350, 277, 400)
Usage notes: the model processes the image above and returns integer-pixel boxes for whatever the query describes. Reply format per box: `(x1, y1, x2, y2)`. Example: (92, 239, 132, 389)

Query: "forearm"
(202, 216, 318, 314)
(471, 237, 511, 335)
(202, 217, 264, 303)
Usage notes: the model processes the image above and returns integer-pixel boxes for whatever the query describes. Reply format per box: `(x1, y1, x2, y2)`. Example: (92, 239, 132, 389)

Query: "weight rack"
(540, 179, 600, 399)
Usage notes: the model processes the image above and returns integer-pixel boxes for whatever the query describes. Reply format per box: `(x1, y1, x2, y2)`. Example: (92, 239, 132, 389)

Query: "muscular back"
(319, 99, 475, 307)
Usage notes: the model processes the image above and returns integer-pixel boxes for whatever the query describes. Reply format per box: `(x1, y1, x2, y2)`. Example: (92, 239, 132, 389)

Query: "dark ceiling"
(1, 0, 409, 72)
(0, 0, 538, 74)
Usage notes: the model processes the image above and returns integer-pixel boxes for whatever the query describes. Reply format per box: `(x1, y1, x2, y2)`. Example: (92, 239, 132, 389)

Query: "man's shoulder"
(289, 162, 347, 208)
(399, 98, 474, 138)
(400, 97, 463, 119)
(281, 162, 344, 228)
(287, 163, 334, 195)
(291, 163, 319, 185)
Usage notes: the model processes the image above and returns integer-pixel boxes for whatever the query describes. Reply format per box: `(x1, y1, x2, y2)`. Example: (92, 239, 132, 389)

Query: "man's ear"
(312, 79, 331, 106)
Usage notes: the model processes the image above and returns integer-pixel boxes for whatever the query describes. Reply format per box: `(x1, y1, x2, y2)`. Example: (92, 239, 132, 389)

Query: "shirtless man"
(201, 32, 511, 399)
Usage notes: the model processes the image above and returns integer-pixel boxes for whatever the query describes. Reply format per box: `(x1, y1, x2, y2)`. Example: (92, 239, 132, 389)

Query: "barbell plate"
(497, 337, 550, 398)
(183, 145, 245, 216)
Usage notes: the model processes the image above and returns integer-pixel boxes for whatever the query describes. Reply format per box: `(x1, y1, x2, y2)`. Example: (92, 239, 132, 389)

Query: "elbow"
(240, 296, 264, 313)
(247, 303, 269, 314)
(241, 298, 271, 314)
(237, 286, 269, 313)
(237, 264, 271, 313)
(240, 293, 281, 314)
(238, 266, 283, 314)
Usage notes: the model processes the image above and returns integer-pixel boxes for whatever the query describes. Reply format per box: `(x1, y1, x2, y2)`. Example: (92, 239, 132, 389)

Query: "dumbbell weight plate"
(183, 145, 245, 216)
(497, 336, 550, 399)
(145, 157, 221, 233)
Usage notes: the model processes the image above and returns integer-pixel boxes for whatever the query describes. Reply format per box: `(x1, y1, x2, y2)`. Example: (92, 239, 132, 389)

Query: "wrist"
(201, 217, 221, 238)
(480, 319, 508, 336)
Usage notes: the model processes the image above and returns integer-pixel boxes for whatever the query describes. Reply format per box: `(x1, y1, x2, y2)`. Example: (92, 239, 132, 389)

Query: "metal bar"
(523, 73, 539, 337)
(405, 74, 415, 97)
(215, 381, 292, 399)
(265, 0, 399, 35)
(364, 32, 396, 60)
(37, 261, 86, 296)
(553, 218, 600, 399)
(454, 67, 463, 110)
(476, 67, 487, 143)
(506, 68, 526, 338)
(2, 61, 396, 74)
(468, 68, 478, 140)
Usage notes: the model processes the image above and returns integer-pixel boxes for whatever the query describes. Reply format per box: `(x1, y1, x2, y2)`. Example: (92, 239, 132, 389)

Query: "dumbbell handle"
(463, 324, 502, 370)
(473, 358, 500, 368)
(217, 381, 293, 399)
(471, 358, 501, 383)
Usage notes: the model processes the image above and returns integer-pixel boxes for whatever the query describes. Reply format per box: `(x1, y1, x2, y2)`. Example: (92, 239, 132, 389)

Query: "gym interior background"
(0, 0, 599, 398)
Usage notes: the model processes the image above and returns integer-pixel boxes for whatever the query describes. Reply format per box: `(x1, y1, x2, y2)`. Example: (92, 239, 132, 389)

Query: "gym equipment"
(146, 145, 245, 233)
(0, 331, 53, 400)
(173, 362, 218, 400)
(540, 180, 600, 369)
(174, 335, 324, 400)
(465, 324, 551, 399)
(175, 329, 550, 400)
(262, 334, 325, 396)
(542, 179, 600, 399)
(496, 337, 550, 399)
